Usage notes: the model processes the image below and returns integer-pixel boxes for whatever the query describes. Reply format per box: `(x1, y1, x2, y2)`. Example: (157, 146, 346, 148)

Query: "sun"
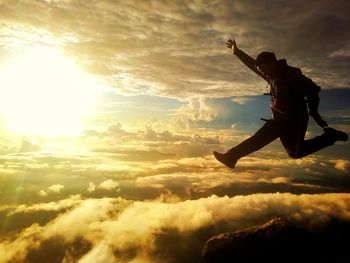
(0, 46, 97, 136)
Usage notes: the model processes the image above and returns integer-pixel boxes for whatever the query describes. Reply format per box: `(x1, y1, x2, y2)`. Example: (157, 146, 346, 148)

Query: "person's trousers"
(227, 115, 335, 159)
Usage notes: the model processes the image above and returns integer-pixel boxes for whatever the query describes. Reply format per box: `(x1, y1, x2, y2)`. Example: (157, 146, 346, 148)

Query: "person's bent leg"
(280, 114, 308, 159)
(281, 115, 348, 159)
(214, 120, 280, 168)
(290, 127, 348, 159)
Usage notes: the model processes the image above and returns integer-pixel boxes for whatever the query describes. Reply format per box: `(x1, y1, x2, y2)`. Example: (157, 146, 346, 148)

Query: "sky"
(0, 0, 349, 262)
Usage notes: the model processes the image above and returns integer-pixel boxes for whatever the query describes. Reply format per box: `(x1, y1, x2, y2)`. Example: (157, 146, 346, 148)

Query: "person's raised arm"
(226, 38, 268, 81)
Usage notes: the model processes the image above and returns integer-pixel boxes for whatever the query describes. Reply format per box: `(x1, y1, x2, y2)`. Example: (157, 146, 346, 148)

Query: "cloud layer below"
(1, 193, 350, 263)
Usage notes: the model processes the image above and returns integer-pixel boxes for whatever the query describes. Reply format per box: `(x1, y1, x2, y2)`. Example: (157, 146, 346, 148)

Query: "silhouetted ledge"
(200, 217, 350, 263)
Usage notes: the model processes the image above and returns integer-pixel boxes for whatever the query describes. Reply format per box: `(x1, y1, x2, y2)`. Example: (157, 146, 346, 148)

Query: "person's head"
(255, 51, 278, 78)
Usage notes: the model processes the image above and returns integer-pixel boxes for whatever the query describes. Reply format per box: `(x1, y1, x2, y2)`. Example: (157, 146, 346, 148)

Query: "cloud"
(329, 44, 350, 58)
(178, 97, 217, 122)
(0, 223, 43, 263)
(38, 190, 48, 197)
(1, 131, 348, 206)
(48, 184, 64, 193)
(1, 0, 349, 99)
(18, 139, 41, 153)
(0, 2, 349, 261)
(1, 193, 350, 262)
(28, 183, 66, 199)
(82, 124, 222, 158)
(7, 195, 82, 216)
(231, 96, 255, 105)
(16, 186, 24, 192)
(87, 182, 96, 193)
(331, 159, 350, 171)
(257, 176, 290, 184)
(78, 243, 115, 263)
(98, 180, 119, 191)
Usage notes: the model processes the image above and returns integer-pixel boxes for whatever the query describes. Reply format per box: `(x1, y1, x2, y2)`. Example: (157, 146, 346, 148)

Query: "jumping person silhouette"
(213, 38, 348, 168)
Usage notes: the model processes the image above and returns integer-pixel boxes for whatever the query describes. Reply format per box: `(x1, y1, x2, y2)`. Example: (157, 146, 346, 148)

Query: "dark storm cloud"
(0, 0, 349, 98)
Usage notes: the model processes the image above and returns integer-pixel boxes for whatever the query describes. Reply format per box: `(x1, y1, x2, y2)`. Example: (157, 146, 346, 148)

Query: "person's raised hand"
(226, 38, 238, 54)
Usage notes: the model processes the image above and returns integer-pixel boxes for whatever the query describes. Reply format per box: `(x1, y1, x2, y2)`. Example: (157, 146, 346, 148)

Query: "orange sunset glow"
(0, 1, 349, 263)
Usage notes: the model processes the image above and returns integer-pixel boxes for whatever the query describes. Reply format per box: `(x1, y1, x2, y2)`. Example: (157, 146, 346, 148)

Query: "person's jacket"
(234, 48, 321, 121)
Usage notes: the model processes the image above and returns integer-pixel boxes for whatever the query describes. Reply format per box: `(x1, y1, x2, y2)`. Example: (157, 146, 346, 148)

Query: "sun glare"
(0, 46, 96, 136)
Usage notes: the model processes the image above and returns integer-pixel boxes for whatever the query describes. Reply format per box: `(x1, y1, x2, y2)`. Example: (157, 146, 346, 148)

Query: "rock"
(200, 217, 350, 263)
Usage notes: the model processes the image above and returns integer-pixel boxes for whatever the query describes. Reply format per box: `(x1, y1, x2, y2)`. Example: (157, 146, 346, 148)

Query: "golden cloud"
(1, 193, 350, 262)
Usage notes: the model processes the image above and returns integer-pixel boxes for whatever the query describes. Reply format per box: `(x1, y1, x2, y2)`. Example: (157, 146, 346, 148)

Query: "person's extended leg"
(214, 120, 280, 168)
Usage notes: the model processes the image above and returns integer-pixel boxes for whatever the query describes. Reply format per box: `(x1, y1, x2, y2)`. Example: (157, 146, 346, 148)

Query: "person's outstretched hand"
(226, 38, 238, 54)
(310, 111, 328, 128)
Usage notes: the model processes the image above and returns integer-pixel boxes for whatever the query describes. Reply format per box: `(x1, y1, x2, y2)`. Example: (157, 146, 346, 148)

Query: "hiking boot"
(324, 127, 348, 142)
(213, 151, 238, 168)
